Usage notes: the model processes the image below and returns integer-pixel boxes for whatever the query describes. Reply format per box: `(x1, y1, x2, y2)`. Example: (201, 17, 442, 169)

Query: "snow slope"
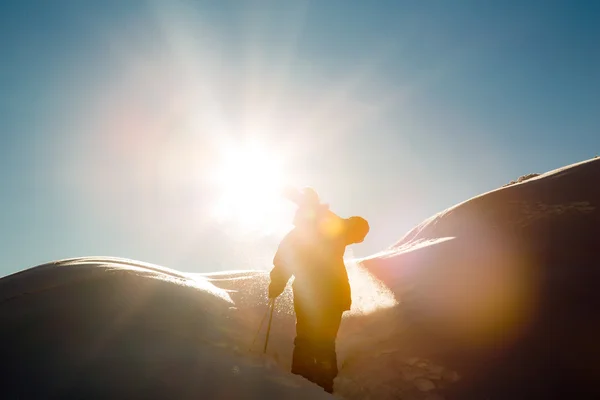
(1, 157, 599, 399)
(0, 257, 332, 399)
(355, 156, 600, 399)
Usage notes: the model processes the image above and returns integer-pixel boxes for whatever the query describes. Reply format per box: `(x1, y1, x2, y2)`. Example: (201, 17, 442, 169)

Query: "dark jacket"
(269, 205, 369, 311)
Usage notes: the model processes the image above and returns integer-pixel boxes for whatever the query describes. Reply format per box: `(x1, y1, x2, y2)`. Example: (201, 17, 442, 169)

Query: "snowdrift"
(354, 157, 600, 399)
(0, 257, 332, 399)
(1, 157, 599, 399)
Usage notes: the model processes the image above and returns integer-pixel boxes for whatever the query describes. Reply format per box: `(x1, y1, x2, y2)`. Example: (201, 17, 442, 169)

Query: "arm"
(344, 216, 370, 245)
(268, 233, 295, 298)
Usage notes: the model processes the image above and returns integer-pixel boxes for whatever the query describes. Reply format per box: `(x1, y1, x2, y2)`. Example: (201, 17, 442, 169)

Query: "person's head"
(293, 202, 329, 230)
(282, 186, 320, 207)
(289, 187, 325, 229)
(298, 187, 320, 207)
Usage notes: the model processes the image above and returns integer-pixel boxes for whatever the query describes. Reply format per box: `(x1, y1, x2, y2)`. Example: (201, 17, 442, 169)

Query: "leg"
(311, 309, 343, 393)
(291, 301, 316, 381)
(292, 298, 343, 392)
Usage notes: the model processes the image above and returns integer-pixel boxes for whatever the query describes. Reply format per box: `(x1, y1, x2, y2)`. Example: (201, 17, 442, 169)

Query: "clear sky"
(1, 0, 599, 277)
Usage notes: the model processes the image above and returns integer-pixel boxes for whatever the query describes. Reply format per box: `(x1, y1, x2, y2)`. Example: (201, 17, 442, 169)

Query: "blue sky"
(1, 0, 599, 276)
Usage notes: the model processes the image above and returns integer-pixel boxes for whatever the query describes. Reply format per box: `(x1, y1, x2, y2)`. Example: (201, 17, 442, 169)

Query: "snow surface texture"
(1, 157, 599, 399)
(0, 258, 332, 399)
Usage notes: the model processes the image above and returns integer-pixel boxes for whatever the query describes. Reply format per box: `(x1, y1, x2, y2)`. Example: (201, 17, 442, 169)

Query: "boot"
(312, 347, 338, 393)
(291, 341, 316, 382)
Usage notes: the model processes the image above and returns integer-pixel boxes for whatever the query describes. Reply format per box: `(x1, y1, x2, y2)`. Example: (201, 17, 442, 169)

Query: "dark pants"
(291, 299, 344, 393)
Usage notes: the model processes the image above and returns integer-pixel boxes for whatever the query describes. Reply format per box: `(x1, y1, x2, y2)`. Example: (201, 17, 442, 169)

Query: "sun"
(209, 140, 292, 234)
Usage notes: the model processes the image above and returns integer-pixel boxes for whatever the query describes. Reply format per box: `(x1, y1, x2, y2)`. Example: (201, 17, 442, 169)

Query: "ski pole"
(263, 298, 275, 354)
(250, 300, 271, 351)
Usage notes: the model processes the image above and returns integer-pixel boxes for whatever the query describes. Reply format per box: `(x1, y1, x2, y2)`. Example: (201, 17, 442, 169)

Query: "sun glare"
(210, 140, 292, 235)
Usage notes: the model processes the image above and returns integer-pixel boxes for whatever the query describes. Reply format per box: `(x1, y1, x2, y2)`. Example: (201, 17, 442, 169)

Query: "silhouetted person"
(269, 188, 369, 393)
